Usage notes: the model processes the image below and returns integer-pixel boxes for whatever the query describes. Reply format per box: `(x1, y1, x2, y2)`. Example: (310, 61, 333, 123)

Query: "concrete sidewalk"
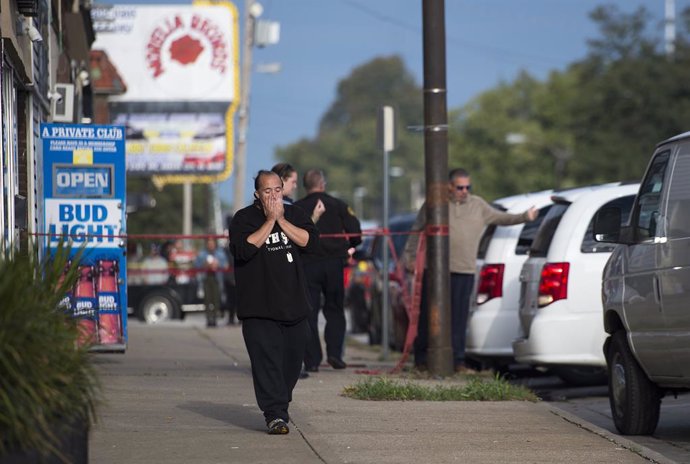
(89, 321, 671, 464)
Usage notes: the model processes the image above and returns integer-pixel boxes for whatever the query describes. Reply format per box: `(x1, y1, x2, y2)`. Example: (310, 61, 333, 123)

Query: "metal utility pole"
(422, 0, 453, 376)
(232, 0, 260, 213)
(378, 105, 396, 361)
(183, 182, 192, 249)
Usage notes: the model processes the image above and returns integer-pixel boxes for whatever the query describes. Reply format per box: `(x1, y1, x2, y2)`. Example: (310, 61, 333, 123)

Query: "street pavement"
(89, 318, 676, 464)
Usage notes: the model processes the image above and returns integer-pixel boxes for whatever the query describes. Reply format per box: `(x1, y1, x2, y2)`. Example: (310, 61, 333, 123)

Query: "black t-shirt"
(295, 192, 362, 261)
(230, 201, 318, 321)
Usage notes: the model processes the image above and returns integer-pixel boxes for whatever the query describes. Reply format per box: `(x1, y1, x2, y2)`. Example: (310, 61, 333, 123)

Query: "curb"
(543, 402, 677, 464)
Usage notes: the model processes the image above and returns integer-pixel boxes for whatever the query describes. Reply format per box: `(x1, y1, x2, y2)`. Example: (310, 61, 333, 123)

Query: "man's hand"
(264, 195, 283, 221)
(526, 206, 538, 221)
(312, 199, 326, 223)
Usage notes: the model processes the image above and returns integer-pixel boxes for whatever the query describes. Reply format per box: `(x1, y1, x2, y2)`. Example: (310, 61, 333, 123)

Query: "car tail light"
(538, 262, 569, 307)
(476, 264, 505, 305)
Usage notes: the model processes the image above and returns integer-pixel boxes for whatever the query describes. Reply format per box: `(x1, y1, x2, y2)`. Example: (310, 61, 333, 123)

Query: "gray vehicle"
(594, 131, 690, 435)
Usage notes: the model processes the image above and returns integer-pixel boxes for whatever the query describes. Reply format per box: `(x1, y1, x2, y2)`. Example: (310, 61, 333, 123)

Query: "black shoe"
(206, 321, 217, 328)
(299, 369, 310, 379)
(327, 356, 347, 369)
(305, 365, 319, 373)
(267, 418, 289, 435)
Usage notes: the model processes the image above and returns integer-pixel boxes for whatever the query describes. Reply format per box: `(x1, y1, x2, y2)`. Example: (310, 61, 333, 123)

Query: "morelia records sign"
(91, 3, 239, 183)
(92, 4, 238, 102)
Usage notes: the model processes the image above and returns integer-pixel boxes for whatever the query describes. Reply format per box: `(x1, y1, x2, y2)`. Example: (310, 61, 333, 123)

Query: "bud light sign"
(45, 199, 121, 246)
(41, 123, 127, 352)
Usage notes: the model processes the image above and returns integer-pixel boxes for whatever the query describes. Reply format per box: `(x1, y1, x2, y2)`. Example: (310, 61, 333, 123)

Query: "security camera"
(25, 22, 42, 42)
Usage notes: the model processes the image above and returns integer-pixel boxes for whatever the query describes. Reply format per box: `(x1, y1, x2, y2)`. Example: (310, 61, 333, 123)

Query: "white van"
(512, 182, 639, 385)
(466, 190, 554, 370)
(594, 132, 690, 435)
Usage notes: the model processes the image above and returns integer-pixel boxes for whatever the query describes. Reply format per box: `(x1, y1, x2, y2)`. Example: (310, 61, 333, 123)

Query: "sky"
(99, 0, 690, 208)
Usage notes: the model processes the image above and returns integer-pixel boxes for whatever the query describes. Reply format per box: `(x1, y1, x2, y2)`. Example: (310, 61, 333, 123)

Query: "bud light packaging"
(97, 259, 121, 344)
(74, 265, 98, 346)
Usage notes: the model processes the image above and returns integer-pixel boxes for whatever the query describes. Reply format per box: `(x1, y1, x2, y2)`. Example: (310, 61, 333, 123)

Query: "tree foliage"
(126, 178, 210, 238)
(276, 56, 424, 220)
(449, 4, 690, 199)
(137, 4, 690, 232)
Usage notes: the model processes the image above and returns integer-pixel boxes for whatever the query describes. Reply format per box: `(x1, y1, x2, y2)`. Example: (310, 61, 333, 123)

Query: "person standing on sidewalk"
(271, 163, 298, 203)
(195, 237, 229, 328)
(230, 170, 318, 435)
(272, 163, 325, 379)
(295, 169, 361, 372)
(403, 168, 537, 372)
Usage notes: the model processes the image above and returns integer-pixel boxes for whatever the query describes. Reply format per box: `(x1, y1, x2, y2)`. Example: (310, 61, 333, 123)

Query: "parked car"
(345, 233, 376, 334)
(512, 182, 639, 386)
(345, 213, 416, 349)
(594, 132, 690, 435)
(466, 190, 554, 370)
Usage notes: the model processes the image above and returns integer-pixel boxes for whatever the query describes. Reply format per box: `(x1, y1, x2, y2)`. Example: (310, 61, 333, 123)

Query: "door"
(518, 203, 568, 336)
(623, 149, 672, 375)
(659, 144, 690, 377)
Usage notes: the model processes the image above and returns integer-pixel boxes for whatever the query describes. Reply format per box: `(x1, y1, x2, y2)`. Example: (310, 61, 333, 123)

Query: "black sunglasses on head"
(455, 185, 471, 191)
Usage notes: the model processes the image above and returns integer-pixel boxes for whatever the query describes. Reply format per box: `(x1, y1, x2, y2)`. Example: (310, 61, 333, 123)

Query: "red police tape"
(37, 228, 426, 373)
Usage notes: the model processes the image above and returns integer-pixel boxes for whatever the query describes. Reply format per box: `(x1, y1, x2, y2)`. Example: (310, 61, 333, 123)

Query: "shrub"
(0, 245, 100, 460)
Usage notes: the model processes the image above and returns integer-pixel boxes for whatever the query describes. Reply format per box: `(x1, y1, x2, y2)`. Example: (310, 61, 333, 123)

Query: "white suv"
(512, 182, 639, 385)
(466, 190, 554, 370)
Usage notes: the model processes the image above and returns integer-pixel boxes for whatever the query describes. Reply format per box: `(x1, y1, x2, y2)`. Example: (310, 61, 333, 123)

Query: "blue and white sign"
(41, 123, 128, 352)
(54, 165, 113, 197)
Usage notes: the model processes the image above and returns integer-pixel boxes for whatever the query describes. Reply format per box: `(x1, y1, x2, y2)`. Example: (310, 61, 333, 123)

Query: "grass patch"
(342, 375, 538, 402)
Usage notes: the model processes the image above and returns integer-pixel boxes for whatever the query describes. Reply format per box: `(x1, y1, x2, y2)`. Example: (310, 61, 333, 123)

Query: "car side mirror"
(593, 206, 622, 243)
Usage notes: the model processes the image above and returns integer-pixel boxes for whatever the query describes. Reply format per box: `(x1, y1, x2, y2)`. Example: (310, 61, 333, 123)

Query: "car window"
(371, 216, 415, 267)
(515, 205, 552, 255)
(476, 202, 507, 259)
(529, 203, 569, 258)
(581, 195, 635, 253)
(634, 150, 670, 241)
(477, 225, 497, 259)
(666, 151, 690, 239)
(390, 219, 415, 259)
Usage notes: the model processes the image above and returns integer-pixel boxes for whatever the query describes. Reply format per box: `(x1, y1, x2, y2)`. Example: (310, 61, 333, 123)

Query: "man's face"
(282, 171, 298, 198)
(257, 172, 284, 206)
(449, 175, 472, 203)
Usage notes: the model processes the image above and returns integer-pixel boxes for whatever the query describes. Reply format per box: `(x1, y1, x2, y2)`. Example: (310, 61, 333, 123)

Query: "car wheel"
(552, 365, 607, 387)
(607, 330, 661, 435)
(138, 293, 180, 324)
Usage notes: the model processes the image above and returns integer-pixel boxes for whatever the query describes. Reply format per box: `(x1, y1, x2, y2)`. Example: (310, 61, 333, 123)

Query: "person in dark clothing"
(224, 214, 238, 325)
(295, 169, 362, 371)
(271, 163, 298, 203)
(195, 237, 229, 328)
(272, 162, 325, 379)
(230, 170, 318, 435)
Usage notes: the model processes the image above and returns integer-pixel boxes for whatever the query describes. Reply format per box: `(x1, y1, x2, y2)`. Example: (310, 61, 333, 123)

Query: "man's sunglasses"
(455, 185, 471, 191)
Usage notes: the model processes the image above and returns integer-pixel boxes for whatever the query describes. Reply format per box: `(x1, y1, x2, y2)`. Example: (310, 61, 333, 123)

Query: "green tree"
(568, 5, 690, 184)
(276, 56, 424, 220)
(448, 4, 690, 198)
(126, 177, 210, 241)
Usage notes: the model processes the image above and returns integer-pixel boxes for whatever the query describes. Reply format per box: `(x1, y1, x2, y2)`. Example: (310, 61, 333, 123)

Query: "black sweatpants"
(242, 317, 309, 424)
(303, 257, 345, 369)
